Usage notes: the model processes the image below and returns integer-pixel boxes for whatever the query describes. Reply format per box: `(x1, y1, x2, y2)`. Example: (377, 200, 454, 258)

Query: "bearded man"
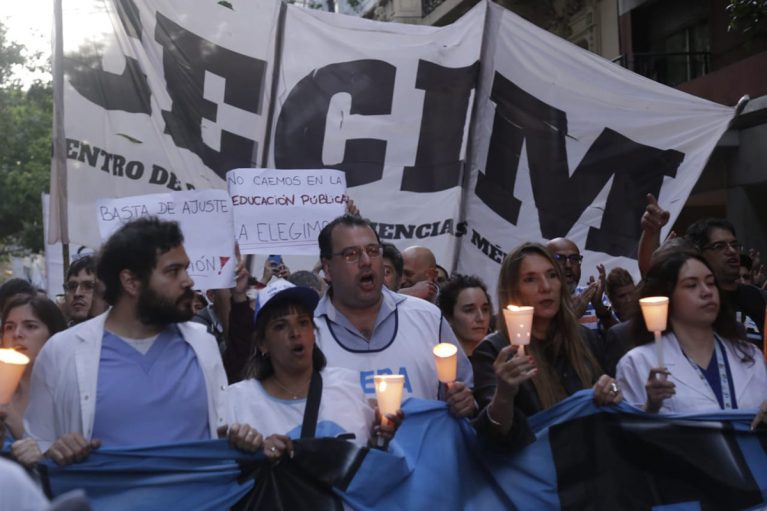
(20, 217, 261, 466)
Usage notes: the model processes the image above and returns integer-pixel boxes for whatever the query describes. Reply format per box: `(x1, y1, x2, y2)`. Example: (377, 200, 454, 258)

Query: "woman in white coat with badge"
(616, 250, 767, 428)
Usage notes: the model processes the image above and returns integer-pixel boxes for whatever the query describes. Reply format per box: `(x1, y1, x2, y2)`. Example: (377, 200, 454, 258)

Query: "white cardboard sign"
(227, 168, 347, 255)
(96, 190, 236, 289)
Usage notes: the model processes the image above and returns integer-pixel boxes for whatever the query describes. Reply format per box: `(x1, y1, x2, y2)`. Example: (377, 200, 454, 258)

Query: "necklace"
(270, 374, 310, 400)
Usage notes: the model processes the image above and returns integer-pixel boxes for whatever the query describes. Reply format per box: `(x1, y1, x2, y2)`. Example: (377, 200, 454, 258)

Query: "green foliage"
(727, 0, 767, 33)
(0, 24, 24, 87)
(0, 22, 52, 254)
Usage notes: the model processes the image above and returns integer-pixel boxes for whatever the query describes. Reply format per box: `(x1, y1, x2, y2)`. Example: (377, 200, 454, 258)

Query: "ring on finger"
(609, 382, 619, 394)
(270, 446, 277, 454)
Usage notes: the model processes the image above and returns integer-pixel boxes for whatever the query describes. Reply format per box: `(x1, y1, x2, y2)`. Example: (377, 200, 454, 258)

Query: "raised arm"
(637, 193, 670, 276)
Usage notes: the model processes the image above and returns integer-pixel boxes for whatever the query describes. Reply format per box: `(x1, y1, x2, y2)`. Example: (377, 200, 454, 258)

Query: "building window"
(651, 20, 710, 85)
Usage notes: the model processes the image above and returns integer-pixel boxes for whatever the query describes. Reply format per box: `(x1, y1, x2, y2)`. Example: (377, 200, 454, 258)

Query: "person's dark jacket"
(222, 299, 255, 384)
(729, 284, 767, 350)
(602, 319, 653, 377)
(469, 326, 604, 452)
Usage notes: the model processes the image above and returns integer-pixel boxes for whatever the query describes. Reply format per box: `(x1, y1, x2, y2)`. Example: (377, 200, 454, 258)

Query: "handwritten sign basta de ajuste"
(96, 190, 236, 289)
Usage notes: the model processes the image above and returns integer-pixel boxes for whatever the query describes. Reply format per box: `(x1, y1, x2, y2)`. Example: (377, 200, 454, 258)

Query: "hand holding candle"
(639, 297, 669, 368)
(374, 375, 405, 427)
(0, 349, 30, 405)
(503, 305, 534, 355)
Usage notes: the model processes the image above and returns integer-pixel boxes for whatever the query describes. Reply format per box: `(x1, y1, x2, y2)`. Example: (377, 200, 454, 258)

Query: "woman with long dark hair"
(438, 274, 492, 357)
(1, 295, 67, 449)
(616, 251, 767, 420)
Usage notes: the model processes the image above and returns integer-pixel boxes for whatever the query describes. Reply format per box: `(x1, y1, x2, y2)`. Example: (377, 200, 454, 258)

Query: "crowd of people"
(1, 194, 766, 509)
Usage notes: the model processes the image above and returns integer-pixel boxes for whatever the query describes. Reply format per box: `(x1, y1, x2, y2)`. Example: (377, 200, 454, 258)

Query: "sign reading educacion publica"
(227, 168, 348, 256)
(96, 190, 237, 289)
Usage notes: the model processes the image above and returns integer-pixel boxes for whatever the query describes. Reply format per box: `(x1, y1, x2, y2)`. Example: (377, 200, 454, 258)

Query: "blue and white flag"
(42, 394, 767, 510)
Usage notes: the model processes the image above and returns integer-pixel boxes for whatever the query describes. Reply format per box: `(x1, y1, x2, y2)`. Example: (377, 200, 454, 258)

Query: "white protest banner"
(96, 190, 236, 289)
(51, 0, 280, 248)
(269, 3, 485, 266)
(227, 168, 347, 256)
(43, 194, 96, 299)
(43, 193, 65, 298)
(54, 0, 735, 290)
(456, 3, 734, 298)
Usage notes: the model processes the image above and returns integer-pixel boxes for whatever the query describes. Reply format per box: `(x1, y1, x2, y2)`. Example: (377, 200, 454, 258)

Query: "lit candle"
(503, 305, 534, 355)
(374, 374, 405, 427)
(639, 297, 669, 368)
(433, 343, 458, 383)
(0, 348, 30, 405)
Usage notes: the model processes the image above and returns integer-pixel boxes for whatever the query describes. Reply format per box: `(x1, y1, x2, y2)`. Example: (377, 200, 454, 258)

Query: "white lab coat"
(616, 332, 767, 414)
(24, 312, 228, 451)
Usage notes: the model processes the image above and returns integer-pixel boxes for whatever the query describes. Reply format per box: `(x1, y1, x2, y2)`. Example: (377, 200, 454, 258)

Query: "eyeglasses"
(64, 280, 96, 293)
(333, 244, 383, 263)
(552, 253, 583, 265)
(702, 240, 741, 253)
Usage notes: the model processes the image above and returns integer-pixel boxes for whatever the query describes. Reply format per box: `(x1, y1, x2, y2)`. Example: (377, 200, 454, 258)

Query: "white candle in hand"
(503, 305, 534, 355)
(0, 349, 29, 404)
(374, 375, 405, 427)
(639, 297, 669, 368)
(433, 343, 458, 384)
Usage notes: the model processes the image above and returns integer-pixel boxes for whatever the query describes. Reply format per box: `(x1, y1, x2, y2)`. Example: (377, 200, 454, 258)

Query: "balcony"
(613, 51, 711, 87)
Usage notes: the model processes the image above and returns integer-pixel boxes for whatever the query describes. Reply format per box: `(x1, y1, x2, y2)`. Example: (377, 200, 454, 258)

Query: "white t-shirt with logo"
(226, 367, 373, 447)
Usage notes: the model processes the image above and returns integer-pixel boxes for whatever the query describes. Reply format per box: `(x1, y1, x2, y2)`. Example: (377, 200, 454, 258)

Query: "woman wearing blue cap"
(226, 279, 402, 459)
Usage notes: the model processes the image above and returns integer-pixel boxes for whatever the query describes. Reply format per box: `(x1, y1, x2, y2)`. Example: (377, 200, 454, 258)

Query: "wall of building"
(598, 0, 620, 58)
(677, 50, 767, 106)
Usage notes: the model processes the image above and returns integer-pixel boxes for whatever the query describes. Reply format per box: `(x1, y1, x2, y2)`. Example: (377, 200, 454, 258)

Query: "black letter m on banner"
(475, 73, 685, 258)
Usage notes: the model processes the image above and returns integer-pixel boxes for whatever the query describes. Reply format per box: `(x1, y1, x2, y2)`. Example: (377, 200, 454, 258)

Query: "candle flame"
(0, 348, 30, 365)
(433, 343, 458, 358)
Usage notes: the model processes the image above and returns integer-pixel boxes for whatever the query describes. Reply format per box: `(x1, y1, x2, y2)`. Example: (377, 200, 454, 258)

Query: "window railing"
(613, 51, 711, 86)
(422, 0, 446, 17)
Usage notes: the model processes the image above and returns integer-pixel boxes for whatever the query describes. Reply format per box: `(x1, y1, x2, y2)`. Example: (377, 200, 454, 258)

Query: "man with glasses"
(381, 243, 404, 291)
(545, 238, 616, 331)
(637, 199, 766, 347)
(685, 218, 766, 347)
(314, 215, 476, 418)
(63, 256, 99, 326)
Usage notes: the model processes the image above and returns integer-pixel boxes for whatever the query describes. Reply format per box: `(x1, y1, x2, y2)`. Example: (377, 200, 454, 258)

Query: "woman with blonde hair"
(471, 243, 621, 447)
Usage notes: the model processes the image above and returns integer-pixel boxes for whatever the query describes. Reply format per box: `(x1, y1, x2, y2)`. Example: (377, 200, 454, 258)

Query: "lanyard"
(682, 336, 732, 410)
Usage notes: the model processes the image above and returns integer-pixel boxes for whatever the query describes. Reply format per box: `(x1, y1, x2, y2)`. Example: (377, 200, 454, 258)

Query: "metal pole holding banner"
(260, 0, 288, 168)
